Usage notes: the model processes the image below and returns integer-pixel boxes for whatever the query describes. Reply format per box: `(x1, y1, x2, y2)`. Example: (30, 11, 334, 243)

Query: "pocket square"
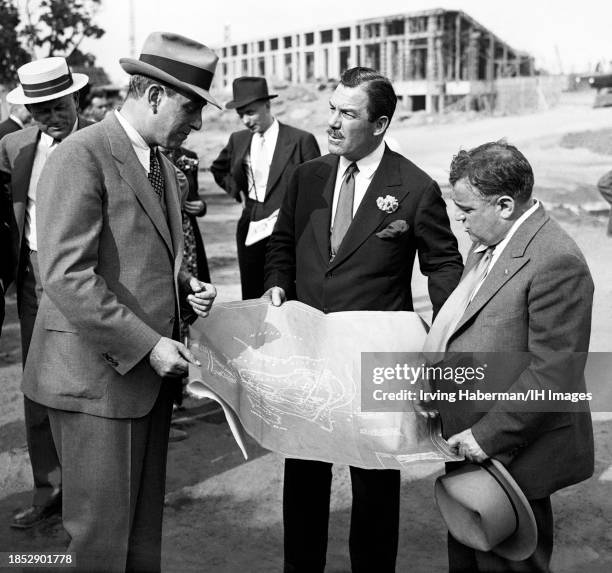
(376, 219, 409, 239)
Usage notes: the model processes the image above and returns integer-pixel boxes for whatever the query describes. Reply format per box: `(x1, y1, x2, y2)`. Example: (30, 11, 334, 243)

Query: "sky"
(81, 0, 612, 84)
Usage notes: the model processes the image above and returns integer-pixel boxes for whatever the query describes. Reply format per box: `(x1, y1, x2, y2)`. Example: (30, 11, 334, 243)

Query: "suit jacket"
(22, 113, 187, 419)
(210, 121, 320, 221)
(440, 204, 594, 498)
(264, 146, 463, 315)
(0, 117, 93, 301)
(0, 117, 22, 140)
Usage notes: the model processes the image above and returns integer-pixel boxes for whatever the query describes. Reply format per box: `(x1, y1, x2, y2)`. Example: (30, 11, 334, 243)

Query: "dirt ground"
(1, 90, 612, 572)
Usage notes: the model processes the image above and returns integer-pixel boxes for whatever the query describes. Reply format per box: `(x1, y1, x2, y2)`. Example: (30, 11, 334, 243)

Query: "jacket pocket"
(44, 308, 78, 333)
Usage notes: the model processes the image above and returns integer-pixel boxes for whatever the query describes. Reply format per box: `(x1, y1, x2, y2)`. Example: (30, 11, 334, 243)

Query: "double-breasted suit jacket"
(439, 205, 594, 499)
(265, 145, 463, 314)
(22, 113, 187, 419)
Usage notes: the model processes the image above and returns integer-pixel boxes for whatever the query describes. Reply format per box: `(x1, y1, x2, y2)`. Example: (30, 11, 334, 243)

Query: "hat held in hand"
(120, 31, 220, 109)
(434, 458, 538, 561)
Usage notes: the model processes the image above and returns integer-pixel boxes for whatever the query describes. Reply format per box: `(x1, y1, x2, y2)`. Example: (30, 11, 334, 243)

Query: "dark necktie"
(422, 246, 494, 360)
(148, 148, 165, 201)
(330, 162, 359, 261)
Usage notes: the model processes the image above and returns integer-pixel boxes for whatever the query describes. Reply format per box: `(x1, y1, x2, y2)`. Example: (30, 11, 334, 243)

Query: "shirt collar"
(9, 114, 24, 129)
(40, 117, 79, 148)
(338, 140, 386, 180)
(474, 199, 540, 254)
(257, 117, 279, 141)
(115, 110, 150, 151)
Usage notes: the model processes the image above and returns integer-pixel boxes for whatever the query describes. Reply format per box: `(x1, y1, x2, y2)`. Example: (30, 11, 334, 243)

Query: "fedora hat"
(434, 459, 537, 561)
(120, 31, 220, 109)
(226, 77, 278, 110)
(6, 57, 89, 105)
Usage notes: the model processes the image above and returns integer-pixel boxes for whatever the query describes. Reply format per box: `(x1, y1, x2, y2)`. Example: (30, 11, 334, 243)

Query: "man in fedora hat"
(0, 56, 91, 529)
(421, 141, 594, 571)
(211, 76, 320, 299)
(21, 32, 219, 571)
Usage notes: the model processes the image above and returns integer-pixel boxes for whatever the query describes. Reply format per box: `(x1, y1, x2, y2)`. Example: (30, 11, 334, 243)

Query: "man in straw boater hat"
(211, 76, 320, 299)
(21, 32, 219, 571)
(0, 56, 91, 529)
(420, 141, 594, 571)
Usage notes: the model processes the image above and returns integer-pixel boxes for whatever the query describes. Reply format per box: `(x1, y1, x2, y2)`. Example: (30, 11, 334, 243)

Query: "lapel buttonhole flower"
(376, 195, 399, 214)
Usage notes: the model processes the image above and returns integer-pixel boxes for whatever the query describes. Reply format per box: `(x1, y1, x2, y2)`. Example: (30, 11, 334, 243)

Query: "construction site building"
(213, 8, 535, 113)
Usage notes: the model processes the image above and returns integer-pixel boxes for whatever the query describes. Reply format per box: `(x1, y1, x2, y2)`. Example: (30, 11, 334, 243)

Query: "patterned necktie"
(330, 162, 359, 261)
(422, 246, 494, 360)
(148, 148, 165, 201)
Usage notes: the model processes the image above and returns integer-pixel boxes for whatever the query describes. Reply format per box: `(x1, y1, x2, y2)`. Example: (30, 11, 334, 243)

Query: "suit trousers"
(283, 458, 400, 573)
(236, 201, 270, 300)
(448, 496, 553, 573)
(20, 249, 62, 506)
(47, 380, 176, 573)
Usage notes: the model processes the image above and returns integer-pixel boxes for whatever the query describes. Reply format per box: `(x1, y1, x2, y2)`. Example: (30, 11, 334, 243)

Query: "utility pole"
(129, 0, 136, 58)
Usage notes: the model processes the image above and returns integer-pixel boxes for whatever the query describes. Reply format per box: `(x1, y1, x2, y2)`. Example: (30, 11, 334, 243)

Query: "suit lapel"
(330, 146, 408, 269)
(266, 122, 296, 197)
(159, 154, 183, 264)
(309, 157, 338, 264)
(11, 128, 39, 240)
(104, 114, 174, 255)
(231, 131, 252, 192)
(453, 205, 549, 334)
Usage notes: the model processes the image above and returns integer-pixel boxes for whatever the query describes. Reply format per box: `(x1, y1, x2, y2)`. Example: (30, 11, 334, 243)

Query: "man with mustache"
(211, 76, 320, 299)
(0, 57, 92, 529)
(21, 33, 218, 571)
(265, 67, 463, 572)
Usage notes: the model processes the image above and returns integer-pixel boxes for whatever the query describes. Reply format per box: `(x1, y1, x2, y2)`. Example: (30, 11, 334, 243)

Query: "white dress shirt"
(330, 140, 386, 225)
(115, 110, 151, 173)
(26, 119, 78, 251)
(245, 118, 279, 203)
(470, 199, 540, 300)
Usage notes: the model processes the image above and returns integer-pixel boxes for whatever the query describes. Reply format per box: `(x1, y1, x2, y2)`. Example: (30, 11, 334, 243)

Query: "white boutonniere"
(376, 195, 399, 214)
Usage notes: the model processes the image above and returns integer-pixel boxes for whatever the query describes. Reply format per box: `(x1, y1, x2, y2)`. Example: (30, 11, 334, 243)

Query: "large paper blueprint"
(188, 300, 460, 469)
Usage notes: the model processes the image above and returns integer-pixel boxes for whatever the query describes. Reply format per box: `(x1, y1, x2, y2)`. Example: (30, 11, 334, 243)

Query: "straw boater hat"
(434, 459, 538, 561)
(6, 57, 89, 105)
(225, 76, 278, 110)
(120, 31, 221, 109)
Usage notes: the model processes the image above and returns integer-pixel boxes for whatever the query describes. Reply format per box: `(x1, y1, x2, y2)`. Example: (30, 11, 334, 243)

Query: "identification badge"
(245, 209, 279, 246)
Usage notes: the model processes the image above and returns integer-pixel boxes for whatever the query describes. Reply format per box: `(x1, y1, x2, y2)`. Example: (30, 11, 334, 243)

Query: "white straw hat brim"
(6, 73, 89, 105)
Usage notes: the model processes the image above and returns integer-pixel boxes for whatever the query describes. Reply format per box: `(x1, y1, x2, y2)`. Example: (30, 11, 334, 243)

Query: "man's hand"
(187, 277, 217, 318)
(447, 428, 489, 463)
(184, 199, 205, 216)
(262, 286, 286, 307)
(149, 337, 200, 378)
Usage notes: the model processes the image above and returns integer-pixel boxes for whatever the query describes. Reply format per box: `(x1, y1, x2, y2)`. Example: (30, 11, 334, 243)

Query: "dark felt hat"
(225, 77, 278, 110)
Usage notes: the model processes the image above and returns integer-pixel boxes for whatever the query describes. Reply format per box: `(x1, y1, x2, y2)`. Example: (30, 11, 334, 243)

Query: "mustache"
(327, 129, 343, 139)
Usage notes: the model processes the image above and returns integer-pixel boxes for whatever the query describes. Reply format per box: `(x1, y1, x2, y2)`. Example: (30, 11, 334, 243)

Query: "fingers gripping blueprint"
(187, 300, 460, 469)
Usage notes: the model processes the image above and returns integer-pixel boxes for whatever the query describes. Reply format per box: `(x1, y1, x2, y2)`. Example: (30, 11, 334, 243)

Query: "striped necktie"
(422, 246, 494, 360)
